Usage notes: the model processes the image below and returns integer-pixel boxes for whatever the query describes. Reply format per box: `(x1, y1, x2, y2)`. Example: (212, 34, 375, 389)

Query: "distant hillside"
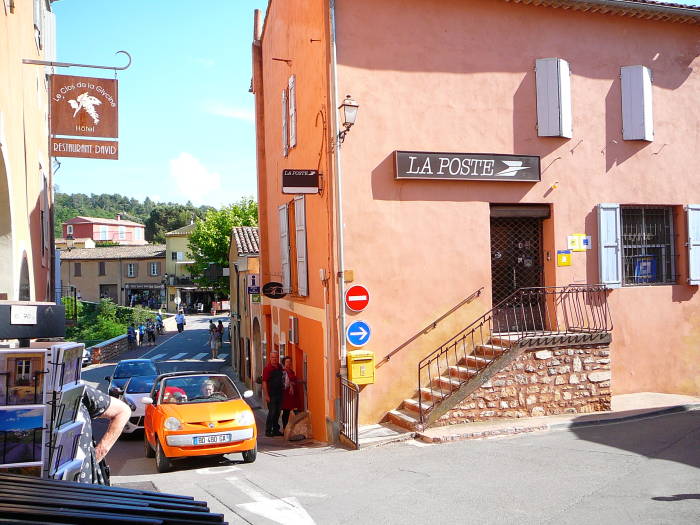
(54, 193, 213, 243)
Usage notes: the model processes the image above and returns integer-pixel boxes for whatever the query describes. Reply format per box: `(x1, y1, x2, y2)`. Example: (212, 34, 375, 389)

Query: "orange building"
(252, 0, 700, 443)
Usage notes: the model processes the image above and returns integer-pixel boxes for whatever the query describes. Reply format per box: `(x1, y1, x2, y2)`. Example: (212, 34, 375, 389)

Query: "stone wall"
(90, 335, 129, 365)
(435, 346, 611, 426)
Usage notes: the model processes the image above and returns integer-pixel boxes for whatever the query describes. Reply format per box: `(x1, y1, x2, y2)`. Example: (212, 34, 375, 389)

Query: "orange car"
(142, 372, 257, 472)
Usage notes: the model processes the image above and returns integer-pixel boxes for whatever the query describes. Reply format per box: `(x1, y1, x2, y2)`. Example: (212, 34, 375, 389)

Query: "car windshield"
(125, 376, 155, 394)
(114, 361, 156, 379)
(160, 375, 240, 404)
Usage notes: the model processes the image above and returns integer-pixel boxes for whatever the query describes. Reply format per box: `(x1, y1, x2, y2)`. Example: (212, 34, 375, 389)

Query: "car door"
(143, 381, 160, 445)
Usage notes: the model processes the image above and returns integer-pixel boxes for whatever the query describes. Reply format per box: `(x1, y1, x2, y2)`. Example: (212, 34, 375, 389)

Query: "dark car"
(105, 359, 158, 397)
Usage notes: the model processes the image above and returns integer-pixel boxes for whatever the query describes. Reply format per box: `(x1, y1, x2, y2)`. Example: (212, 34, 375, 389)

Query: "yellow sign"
(557, 250, 572, 266)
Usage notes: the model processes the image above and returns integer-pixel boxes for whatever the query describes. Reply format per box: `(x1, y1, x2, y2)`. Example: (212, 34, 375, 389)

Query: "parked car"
(105, 359, 158, 397)
(120, 375, 156, 435)
(81, 346, 91, 367)
(143, 372, 256, 473)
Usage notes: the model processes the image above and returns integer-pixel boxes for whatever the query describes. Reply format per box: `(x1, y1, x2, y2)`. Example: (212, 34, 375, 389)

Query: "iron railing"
(338, 376, 360, 449)
(417, 284, 612, 426)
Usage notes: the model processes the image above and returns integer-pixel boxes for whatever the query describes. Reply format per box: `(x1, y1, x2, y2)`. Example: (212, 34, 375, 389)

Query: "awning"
(490, 204, 551, 218)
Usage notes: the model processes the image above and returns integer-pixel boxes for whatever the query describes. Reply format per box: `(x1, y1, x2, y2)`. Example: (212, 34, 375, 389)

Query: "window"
(74, 263, 81, 277)
(171, 251, 177, 261)
(177, 252, 184, 261)
(98, 261, 106, 276)
(16, 359, 31, 380)
(127, 263, 136, 278)
(150, 262, 159, 276)
(281, 88, 288, 157)
(99, 225, 108, 240)
(118, 226, 126, 240)
(598, 204, 675, 287)
(66, 224, 73, 235)
(135, 228, 142, 240)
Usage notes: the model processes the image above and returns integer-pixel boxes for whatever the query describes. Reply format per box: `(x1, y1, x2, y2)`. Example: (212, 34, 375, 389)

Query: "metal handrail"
(417, 284, 612, 426)
(338, 376, 360, 449)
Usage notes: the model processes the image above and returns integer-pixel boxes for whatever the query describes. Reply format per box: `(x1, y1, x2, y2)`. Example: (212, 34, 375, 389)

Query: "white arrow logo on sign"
(349, 325, 369, 341)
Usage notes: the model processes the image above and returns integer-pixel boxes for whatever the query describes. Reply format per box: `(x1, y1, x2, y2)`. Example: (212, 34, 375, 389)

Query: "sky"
(52, 0, 268, 208)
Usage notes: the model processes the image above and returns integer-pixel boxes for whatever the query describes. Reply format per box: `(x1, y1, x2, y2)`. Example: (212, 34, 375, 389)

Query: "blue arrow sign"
(346, 320, 371, 347)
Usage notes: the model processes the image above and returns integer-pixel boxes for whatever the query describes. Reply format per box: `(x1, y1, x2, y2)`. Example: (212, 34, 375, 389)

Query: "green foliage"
(54, 192, 213, 241)
(95, 241, 119, 247)
(63, 298, 160, 344)
(188, 198, 258, 294)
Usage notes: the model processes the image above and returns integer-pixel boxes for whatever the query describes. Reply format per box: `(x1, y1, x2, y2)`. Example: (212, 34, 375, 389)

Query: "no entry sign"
(345, 284, 370, 312)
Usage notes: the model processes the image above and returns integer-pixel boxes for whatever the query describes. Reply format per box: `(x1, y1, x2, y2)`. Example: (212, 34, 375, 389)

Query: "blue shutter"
(687, 205, 700, 285)
(598, 203, 622, 288)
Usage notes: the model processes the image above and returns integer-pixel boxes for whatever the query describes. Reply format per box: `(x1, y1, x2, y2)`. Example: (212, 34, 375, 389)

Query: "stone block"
(573, 357, 582, 372)
(558, 365, 571, 374)
(492, 379, 506, 387)
(555, 376, 566, 385)
(526, 385, 540, 394)
(515, 374, 528, 384)
(500, 401, 509, 409)
(588, 371, 611, 382)
(531, 407, 545, 417)
(526, 395, 537, 405)
(569, 374, 579, 384)
(536, 350, 553, 360)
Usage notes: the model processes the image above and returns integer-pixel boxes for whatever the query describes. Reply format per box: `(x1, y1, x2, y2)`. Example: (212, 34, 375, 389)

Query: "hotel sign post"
(394, 150, 540, 182)
(50, 74, 119, 160)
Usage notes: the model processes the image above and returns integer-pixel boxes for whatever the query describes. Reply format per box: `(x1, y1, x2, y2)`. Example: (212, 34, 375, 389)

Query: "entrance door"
(490, 216, 544, 331)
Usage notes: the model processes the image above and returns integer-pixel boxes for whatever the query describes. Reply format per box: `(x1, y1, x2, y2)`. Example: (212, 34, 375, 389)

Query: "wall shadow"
(604, 80, 650, 172)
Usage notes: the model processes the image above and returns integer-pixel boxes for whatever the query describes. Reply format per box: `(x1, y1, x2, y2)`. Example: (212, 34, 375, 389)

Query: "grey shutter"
(279, 204, 290, 292)
(621, 65, 653, 141)
(281, 89, 288, 157)
(597, 203, 622, 289)
(288, 75, 297, 148)
(294, 195, 308, 296)
(156, 262, 161, 276)
(535, 58, 572, 138)
(686, 205, 700, 285)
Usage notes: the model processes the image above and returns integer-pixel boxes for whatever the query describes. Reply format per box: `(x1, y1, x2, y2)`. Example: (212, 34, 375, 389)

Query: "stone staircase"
(387, 334, 519, 431)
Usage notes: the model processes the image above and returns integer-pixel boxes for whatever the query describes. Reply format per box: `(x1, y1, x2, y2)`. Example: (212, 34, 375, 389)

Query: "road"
(84, 319, 700, 524)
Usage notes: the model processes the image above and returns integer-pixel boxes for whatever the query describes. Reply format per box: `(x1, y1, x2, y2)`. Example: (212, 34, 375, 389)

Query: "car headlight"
(125, 398, 136, 411)
(164, 417, 182, 431)
(236, 411, 254, 426)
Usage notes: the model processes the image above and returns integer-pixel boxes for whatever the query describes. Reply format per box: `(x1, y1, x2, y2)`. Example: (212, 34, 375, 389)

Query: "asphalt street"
(83, 318, 700, 524)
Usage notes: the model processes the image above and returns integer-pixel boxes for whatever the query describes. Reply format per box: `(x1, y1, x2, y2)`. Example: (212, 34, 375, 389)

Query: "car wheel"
(144, 433, 155, 458)
(242, 445, 257, 464)
(155, 440, 173, 473)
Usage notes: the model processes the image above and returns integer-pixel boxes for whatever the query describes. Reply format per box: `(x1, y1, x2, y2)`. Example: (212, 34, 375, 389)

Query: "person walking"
(138, 322, 146, 347)
(216, 320, 224, 352)
(281, 356, 300, 432)
(146, 318, 156, 346)
(262, 351, 284, 437)
(175, 310, 185, 333)
(208, 320, 220, 359)
(126, 324, 136, 350)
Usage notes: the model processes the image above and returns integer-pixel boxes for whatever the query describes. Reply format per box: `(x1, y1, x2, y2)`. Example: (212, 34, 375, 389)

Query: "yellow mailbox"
(347, 350, 375, 385)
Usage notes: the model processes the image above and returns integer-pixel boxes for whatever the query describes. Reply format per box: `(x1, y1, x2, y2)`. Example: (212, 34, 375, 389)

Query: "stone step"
(473, 343, 507, 357)
(387, 409, 419, 431)
(419, 387, 448, 402)
(402, 397, 433, 415)
(489, 334, 519, 347)
(448, 365, 478, 380)
(433, 375, 462, 391)
(460, 354, 492, 368)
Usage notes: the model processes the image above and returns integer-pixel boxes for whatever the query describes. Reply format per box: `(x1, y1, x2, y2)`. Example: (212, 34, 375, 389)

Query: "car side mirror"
(243, 390, 254, 399)
(142, 396, 153, 405)
(104, 376, 111, 381)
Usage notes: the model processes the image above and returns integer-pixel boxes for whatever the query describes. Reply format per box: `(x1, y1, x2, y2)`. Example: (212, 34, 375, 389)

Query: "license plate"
(193, 434, 231, 445)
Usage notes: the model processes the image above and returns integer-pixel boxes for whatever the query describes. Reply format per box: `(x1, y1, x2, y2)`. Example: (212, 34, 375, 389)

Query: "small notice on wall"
(10, 305, 37, 325)
(567, 234, 592, 252)
(557, 250, 572, 266)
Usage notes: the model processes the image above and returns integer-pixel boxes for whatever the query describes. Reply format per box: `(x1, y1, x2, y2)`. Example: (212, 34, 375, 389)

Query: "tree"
(144, 204, 210, 243)
(188, 198, 258, 294)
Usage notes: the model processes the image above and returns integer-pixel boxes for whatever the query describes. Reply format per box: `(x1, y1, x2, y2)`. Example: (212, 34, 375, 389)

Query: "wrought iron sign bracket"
(22, 50, 132, 71)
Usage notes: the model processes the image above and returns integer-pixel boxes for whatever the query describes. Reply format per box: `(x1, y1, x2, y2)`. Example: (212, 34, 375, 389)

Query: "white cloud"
(169, 153, 222, 205)
(204, 102, 255, 122)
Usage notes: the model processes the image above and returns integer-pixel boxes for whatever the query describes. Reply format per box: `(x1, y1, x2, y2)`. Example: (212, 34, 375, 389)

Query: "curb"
(416, 403, 700, 444)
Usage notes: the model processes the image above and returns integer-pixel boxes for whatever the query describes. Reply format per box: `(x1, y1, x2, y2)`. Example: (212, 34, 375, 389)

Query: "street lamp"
(337, 94, 359, 145)
(65, 233, 75, 251)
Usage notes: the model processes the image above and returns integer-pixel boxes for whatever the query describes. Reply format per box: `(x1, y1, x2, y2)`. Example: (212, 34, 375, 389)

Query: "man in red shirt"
(262, 350, 284, 436)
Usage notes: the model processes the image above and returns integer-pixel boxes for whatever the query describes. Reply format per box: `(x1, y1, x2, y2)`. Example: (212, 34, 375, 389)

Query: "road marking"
(192, 352, 208, 360)
(195, 465, 240, 475)
(227, 477, 315, 525)
(171, 352, 187, 360)
(148, 353, 166, 361)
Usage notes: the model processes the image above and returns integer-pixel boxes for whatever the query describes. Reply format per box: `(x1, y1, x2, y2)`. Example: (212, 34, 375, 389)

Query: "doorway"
(490, 207, 546, 332)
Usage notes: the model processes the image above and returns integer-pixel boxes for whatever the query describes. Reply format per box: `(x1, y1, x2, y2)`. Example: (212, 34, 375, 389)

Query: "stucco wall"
(333, 0, 700, 422)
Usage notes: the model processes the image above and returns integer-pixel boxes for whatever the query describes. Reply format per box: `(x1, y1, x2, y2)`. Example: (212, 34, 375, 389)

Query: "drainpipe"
(329, 0, 347, 371)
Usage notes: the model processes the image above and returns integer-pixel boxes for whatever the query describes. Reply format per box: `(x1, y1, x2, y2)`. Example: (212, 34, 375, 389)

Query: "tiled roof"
(165, 223, 196, 236)
(232, 226, 259, 256)
(66, 216, 144, 227)
(505, 0, 700, 23)
(59, 244, 166, 260)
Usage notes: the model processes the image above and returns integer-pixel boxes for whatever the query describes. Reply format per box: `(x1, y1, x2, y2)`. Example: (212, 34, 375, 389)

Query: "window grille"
(621, 206, 675, 285)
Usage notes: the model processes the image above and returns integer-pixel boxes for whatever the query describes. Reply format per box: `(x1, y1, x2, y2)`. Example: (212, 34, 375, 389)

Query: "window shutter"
(597, 203, 622, 289)
(124, 263, 129, 276)
(294, 195, 308, 296)
(133, 263, 139, 278)
(279, 204, 290, 292)
(281, 89, 288, 157)
(156, 262, 161, 275)
(621, 65, 653, 141)
(686, 205, 700, 285)
(535, 58, 572, 138)
(288, 75, 297, 148)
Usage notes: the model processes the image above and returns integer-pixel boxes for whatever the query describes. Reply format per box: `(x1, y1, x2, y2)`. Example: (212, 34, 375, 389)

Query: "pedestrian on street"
(208, 319, 220, 359)
(138, 323, 146, 346)
(281, 356, 301, 432)
(262, 350, 284, 437)
(146, 318, 156, 345)
(216, 320, 224, 346)
(175, 310, 185, 333)
(126, 324, 136, 350)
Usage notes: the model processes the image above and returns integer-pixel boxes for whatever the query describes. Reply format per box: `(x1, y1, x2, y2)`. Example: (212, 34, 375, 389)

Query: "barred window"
(621, 206, 675, 285)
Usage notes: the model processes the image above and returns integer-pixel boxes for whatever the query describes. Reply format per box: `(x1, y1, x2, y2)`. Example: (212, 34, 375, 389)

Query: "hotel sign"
(50, 74, 118, 159)
(394, 151, 540, 182)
